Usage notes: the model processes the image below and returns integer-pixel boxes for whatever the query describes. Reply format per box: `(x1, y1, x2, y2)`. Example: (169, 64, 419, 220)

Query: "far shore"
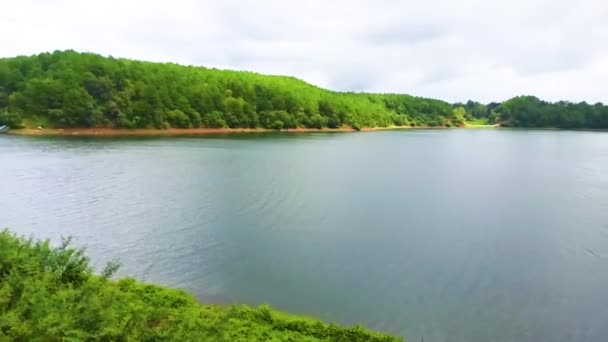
(6, 125, 450, 137)
(4, 123, 504, 137)
(8, 127, 349, 136)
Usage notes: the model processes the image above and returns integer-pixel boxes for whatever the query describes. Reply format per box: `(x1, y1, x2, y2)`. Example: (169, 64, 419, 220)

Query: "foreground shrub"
(0, 229, 403, 341)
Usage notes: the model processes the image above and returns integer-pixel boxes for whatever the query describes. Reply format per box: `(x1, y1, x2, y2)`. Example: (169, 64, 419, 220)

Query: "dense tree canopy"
(0, 50, 457, 130)
(0, 229, 401, 341)
(0, 51, 605, 130)
(455, 97, 608, 129)
(492, 96, 608, 129)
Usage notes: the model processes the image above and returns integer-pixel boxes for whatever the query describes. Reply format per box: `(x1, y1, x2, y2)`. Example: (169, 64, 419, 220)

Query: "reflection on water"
(1, 130, 608, 342)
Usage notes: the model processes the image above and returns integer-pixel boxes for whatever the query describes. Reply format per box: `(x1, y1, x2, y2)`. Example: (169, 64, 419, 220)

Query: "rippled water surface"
(1, 130, 608, 341)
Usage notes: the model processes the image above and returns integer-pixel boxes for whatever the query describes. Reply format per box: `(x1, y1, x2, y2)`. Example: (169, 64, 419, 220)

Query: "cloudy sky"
(2, 0, 607, 103)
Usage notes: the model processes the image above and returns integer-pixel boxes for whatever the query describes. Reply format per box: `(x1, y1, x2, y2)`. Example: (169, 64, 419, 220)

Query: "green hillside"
(0, 50, 457, 130)
(1, 50, 606, 131)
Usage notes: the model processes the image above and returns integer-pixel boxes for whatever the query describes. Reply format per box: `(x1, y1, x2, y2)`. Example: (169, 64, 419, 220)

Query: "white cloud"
(2, 0, 607, 103)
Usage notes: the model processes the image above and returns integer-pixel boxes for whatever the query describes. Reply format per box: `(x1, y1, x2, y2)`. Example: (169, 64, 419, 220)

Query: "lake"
(1, 129, 607, 341)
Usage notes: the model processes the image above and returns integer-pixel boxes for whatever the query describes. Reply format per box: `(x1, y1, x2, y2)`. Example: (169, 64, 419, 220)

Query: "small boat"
(0, 125, 9, 133)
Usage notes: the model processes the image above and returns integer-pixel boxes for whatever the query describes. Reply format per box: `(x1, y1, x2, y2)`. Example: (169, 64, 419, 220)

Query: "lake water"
(1, 129, 607, 341)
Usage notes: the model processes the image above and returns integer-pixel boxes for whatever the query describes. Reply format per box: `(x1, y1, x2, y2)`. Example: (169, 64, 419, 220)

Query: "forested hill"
(0, 50, 606, 130)
(0, 50, 457, 130)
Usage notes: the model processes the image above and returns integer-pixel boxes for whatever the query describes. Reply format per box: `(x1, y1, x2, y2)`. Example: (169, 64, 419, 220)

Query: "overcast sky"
(2, 0, 607, 103)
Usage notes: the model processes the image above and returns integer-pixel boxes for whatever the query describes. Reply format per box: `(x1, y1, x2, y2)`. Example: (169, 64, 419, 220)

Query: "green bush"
(187, 109, 202, 128)
(0, 229, 403, 341)
(202, 111, 228, 128)
(0, 110, 24, 128)
(271, 120, 285, 130)
(167, 109, 191, 128)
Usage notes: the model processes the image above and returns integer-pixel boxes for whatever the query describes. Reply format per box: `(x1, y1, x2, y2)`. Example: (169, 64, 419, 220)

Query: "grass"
(466, 118, 489, 125)
(465, 118, 499, 128)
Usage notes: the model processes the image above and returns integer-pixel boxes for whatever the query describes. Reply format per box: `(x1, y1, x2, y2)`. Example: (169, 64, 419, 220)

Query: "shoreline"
(6, 125, 433, 137)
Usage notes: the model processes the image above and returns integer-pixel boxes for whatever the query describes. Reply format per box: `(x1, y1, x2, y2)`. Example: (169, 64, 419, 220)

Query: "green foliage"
(458, 97, 608, 129)
(460, 100, 488, 120)
(62, 87, 96, 127)
(492, 96, 608, 129)
(202, 110, 228, 128)
(466, 118, 489, 126)
(166, 109, 191, 128)
(452, 107, 466, 125)
(0, 229, 403, 341)
(3, 51, 603, 131)
(309, 114, 328, 129)
(0, 110, 24, 128)
(0, 50, 457, 130)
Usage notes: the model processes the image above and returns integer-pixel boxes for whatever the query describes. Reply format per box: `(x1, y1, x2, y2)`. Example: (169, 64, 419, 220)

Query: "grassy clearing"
(464, 118, 499, 128)
(465, 118, 489, 125)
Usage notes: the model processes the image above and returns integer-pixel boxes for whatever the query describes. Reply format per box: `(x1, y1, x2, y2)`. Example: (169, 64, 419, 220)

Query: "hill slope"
(1, 50, 606, 131)
(0, 50, 457, 130)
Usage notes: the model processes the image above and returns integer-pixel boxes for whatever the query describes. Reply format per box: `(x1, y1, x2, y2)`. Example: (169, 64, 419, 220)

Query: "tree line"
(456, 97, 608, 129)
(0, 50, 606, 130)
(500, 97, 606, 129)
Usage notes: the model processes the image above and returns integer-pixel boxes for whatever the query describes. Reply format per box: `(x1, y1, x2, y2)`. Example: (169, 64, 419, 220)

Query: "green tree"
(0, 110, 23, 128)
(62, 87, 95, 127)
(202, 111, 228, 128)
(452, 107, 466, 125)
(167, 109, 191, 128)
